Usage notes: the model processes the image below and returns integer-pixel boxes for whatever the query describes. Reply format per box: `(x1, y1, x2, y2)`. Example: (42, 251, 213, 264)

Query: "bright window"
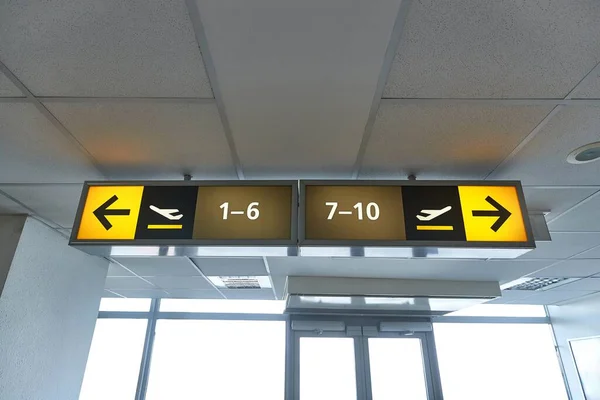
(434, 323, 568, 400)
(445, 304, 546, 317)
(368, 338, 428, 400)
(99, 298, 151, 312)
(300, 337, 357, 400)
(145, 320, 285, 400)
(159, 299, 285, 313)
(79, 319, 148, 400)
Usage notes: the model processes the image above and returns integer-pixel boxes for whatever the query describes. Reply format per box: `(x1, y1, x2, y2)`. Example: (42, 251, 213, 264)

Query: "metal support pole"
(135, 298, 160, 400)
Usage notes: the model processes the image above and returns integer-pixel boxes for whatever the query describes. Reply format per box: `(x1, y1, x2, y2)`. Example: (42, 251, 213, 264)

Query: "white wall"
(548, 293, 600, 400)
(0, 217, 109, 400)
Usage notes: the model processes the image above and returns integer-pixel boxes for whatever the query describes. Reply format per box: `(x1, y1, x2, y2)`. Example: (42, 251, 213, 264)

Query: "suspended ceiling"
(1, 0, 600, 305)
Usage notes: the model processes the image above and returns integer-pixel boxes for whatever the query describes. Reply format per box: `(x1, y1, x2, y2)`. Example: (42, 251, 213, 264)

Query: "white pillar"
(0, 216, 109, 400)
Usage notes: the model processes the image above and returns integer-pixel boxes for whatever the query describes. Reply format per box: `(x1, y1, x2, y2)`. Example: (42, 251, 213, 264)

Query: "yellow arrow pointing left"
(77, 186, 144, 240)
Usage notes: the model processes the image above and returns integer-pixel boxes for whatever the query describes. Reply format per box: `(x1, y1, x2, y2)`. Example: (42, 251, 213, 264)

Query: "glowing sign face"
(73, 182, 296, 243)
(72, 180, 532, 249)
(301, 182, 531, 245)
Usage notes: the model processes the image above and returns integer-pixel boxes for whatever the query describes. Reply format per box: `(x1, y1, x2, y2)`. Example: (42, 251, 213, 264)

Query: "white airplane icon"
(149, 205, 183, 221)
(417, 206, 452, 221)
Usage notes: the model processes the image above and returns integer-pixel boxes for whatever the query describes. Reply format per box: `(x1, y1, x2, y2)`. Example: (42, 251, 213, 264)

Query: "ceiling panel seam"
(380, 98, 600, 106)
(485, 60, 600, 179)
(184, 0, 245, 180)
(0, 188, 61, 229)
(352, 0, 413, 179)
(545, 189, 600, 225)
(262, 256, 278, 300)
(483, 105, 565, 179)
(524, 240, 600, 278)
(186, 256, 227, 298)
(39, 97, 216, 104)
(0, 59, 107, 179)
(104, 289, 126, 298)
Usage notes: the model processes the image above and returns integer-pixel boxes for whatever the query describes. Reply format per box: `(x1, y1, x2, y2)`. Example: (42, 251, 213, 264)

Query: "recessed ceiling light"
(567, 142, 600, 164)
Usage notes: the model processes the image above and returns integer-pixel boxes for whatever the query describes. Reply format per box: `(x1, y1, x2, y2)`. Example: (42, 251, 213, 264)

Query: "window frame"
(91, 299, 565, 400)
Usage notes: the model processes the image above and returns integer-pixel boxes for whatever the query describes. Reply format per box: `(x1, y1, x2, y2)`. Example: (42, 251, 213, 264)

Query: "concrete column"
(0, 216, 109, 400)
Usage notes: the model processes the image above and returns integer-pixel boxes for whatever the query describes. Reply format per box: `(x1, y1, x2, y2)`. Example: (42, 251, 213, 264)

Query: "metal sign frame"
(69, 180, 299, 247)
(298, 180, 535, 249)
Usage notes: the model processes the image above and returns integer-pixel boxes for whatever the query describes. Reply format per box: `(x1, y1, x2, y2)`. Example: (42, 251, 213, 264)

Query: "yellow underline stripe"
(416, 225, 454, 231)
(147, 224, 183, 230)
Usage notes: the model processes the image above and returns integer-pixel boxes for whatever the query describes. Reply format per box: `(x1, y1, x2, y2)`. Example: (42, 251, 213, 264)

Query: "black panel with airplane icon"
(402, 186, 466, 241)
(135, 186, 198, 240)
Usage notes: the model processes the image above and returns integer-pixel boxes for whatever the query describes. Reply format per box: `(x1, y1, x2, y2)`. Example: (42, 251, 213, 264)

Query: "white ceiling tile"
(384, 1, 600, 98)
(191, 257, 267, 276)
(146, 276, 213, 290)
(112, 257, 200, 277)
(196, 0, 402, 176)
(0, 71, 22, 97)
(45, 101, 235, 180)
(485, 290, 533, 304)
(548, 192, 600, 232)
(112, 289, 169, 298)
(361, 102, 552, 179)
(105, 277, 155, 290)
(267, 257, 552, 284)
(221, 288, 275, 300)
(107, 262, 135, 277)
(553, 278, 600, 291)
(490, 106, 600, 186)
(523, 187, 598, 221)
(510, 290, 596, 305)
(575, 246, 600, 259)
(574, 70, 600, 98)
(164, 289, 224, 299)
(0, 184, 82, 228)
(0, 103, 101, 183)
(530, 260, 600, 278)
(102, 290, 123, 298)
(520, 232, 600, 259)
(0, 192, 28, 214)
(0, 0, 212, 97)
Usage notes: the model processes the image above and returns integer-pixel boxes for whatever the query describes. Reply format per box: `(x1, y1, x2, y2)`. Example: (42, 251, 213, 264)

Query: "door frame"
(289, 318, 444, 400)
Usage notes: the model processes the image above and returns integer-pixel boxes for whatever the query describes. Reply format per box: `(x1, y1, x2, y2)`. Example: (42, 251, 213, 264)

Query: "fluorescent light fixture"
(300, 246, 352, 257)
(363, 247, 413, 257)
(298, 295, 353, 305)
(110, 246, 161, 256)
(195, 246, 289, 257)
(427, 247, 531, 259)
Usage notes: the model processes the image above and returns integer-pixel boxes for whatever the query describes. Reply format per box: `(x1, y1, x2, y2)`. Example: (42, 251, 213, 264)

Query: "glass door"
(299, 336, 358, 400)
(291, 321, 442, 400)
(365, 336, 430, 400)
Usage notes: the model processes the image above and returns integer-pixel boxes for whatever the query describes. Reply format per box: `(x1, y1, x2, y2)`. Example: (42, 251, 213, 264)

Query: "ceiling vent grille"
(505, 277, 570, 291)
(208, 276, 272, 290)
(221, 276, 261, 289)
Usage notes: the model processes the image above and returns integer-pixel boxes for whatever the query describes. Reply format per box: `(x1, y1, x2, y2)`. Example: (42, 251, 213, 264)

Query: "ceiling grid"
(1, 0, 600, 304)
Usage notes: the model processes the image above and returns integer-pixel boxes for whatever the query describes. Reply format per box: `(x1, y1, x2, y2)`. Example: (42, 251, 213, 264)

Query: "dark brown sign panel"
(304, 185, 406, 241)
(193, 186, 293, 240)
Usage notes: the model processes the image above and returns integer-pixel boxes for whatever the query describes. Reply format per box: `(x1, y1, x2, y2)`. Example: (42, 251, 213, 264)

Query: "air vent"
(505, 277, 570, 291)
(208, 276, 272, 290)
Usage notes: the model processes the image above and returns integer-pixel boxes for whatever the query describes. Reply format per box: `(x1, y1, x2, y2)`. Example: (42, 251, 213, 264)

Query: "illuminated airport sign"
(300, 181, 532, 246)
(72, 181, 297, 244)
(71, 180, 534, 251)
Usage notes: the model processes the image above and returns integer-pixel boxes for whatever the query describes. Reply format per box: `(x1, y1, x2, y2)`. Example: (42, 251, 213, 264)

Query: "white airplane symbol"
(149, 205, 183, 221)
(417, 206, 452, 221)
